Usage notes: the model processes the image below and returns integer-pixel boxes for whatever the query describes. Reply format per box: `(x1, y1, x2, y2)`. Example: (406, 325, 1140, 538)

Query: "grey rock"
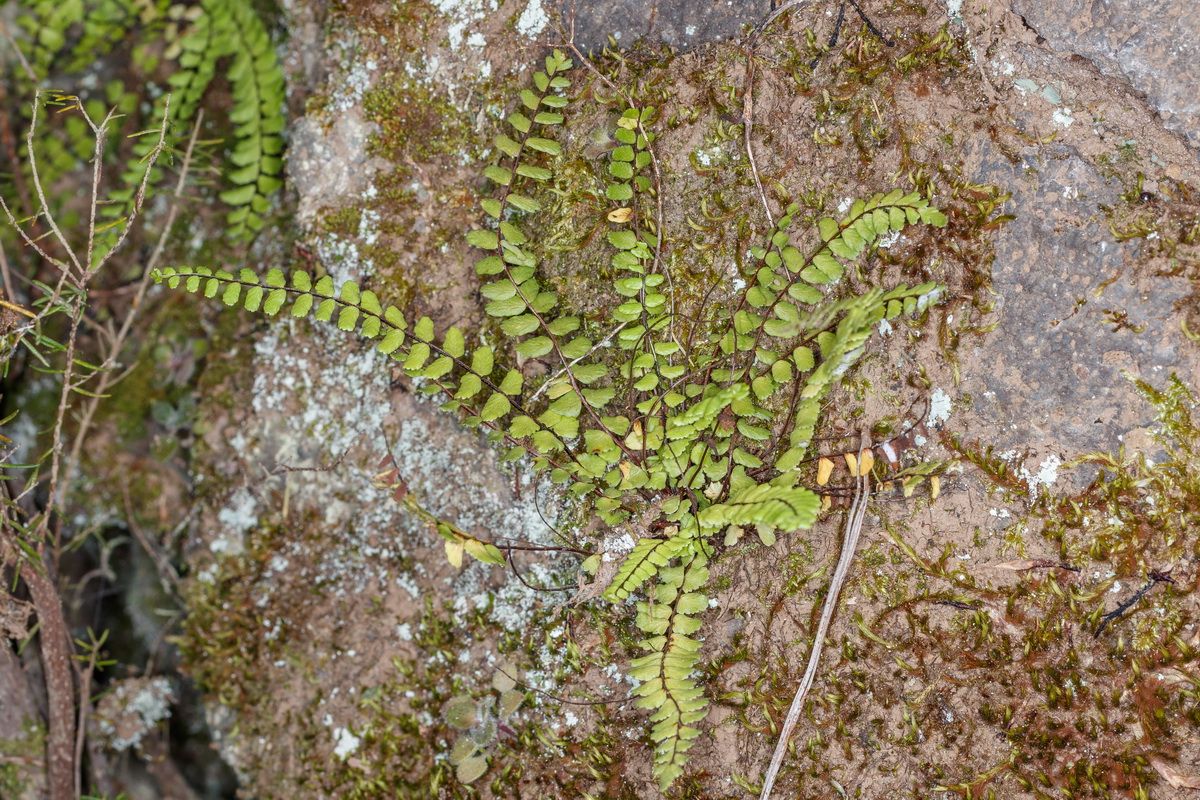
(557, 0, 765, 52)
(287, 111, 386, 226)
(1011, 0, 1200, 148)
(958, 139, 1195, 462)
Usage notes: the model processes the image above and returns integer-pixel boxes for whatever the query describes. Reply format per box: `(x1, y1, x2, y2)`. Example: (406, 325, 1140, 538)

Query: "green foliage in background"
(153, 49, 948, 790)
(12, 0, 285, 241)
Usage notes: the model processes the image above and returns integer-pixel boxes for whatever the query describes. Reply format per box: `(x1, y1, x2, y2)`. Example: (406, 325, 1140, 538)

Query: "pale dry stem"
(759, 431, 870, 800)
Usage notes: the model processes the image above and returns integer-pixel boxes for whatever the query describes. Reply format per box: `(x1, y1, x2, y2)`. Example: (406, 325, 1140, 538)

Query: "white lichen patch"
(1013, 78, 1039, 94)
(1052, 108, 1075, 128)
(213, 488, 259, 557)
(516, 0, 548, 37)
(929, 387, 953, 426)
(95, 677, 175, 752)
(1025, 454, 1062, 491)
(316, 234, 376, 289)
(333, 726, 361, 759)
(692, 143, 724, 167)
(219, 307, 581, 691)
(876, 229, 902, 249)
(996, 450, 1063, 494)
(330, 38, 379, 112)
(250, 324, 392, 460)
(431, 0, 498, 50)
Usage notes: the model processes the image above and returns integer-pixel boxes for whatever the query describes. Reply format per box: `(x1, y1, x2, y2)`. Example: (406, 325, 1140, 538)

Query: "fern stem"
(528, 318, 631, 401)
(759, 431, 870, 800)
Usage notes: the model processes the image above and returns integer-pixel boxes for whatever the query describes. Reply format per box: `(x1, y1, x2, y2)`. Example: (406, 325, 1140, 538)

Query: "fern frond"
(603, 532, 689, 602)
(470, 50, 639, 452)
(217, 0, 286, 237)
(628, 547, 711, 791)
(697, 483, 821, 536)
(96, 0, 286, 241)
(150, 266, 596, 476)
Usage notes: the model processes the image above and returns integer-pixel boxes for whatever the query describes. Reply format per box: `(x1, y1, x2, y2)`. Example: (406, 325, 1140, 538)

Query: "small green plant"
(153, 48, 950, 790)
(442, 660, 526, 784)
(1, 89, 194, 800)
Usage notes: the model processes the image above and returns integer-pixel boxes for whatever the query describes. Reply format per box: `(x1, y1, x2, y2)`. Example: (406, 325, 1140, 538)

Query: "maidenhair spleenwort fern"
(153, 49, 948, 791)
(17, 0, 285, 241)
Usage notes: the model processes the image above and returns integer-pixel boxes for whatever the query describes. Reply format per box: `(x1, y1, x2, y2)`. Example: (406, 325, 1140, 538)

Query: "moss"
(178, 518, 300, 710)
(304, 597, 586, 799)
(912, 375, 1200, 798)
(320, 205, 363, 238)
(0, 720, 44, 798)
(361, 74, 471, 166)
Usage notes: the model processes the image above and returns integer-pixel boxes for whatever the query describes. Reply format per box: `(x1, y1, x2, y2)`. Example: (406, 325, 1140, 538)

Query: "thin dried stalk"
(759, 432, 870, 800)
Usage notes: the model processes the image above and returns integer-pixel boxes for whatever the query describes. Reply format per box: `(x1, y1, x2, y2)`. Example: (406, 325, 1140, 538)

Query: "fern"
(629, 546, 710, 791)
(17, 0, 140, 76)
(604, 533, 690, 602)
(14, 0, 285, 242)
(152, 48, 951, 791)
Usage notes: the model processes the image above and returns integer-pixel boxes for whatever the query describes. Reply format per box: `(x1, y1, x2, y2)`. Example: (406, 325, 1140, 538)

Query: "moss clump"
(919, 375, 1200, 797)
(0, 721, 44, 798)
(305, 599, 575, 799)
(362, 75, 471, 165)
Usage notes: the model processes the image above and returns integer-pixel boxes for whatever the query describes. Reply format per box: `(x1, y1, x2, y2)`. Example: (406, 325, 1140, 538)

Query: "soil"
(152, 0, 1200, 798)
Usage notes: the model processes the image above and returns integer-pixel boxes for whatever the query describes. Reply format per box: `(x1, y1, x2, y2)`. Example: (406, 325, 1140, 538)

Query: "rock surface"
(180, 0, 1200, 797)
(947, 1, 1200, 477)
(556, 0, 763, 52)
(1011, 0, 1200, 150)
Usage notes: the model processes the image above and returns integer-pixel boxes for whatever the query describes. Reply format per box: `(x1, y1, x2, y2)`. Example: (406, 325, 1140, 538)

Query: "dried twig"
(742, 51, 773, 223)
(0, 20, 38, 84)
(529, 319, 630, 401)
(759, 431, 870, 800)
(73, 639, 104, 799)
(21, 562, 74, 800)
(61, 109, 202, 507)
(1094, 570, 1174, 638)
(742, 2, 813, 224)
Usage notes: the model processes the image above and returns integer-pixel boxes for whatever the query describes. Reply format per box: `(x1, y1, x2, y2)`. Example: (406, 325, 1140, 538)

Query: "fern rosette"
(153, 47, 951, 791)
